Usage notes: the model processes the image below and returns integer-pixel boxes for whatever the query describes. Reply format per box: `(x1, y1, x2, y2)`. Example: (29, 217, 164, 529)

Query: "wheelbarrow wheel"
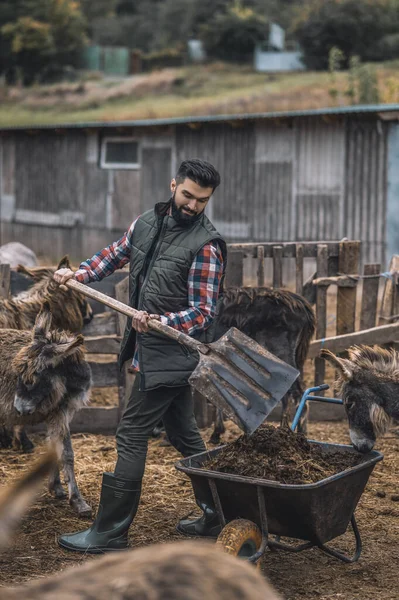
(216, 519, 262, 566)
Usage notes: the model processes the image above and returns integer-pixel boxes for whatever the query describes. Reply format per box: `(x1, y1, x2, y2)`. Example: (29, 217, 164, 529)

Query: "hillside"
(0, 62, 398, 127)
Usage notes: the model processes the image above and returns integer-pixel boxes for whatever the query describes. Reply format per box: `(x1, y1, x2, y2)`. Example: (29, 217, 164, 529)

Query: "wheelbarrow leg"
(317, 515, 362, 563)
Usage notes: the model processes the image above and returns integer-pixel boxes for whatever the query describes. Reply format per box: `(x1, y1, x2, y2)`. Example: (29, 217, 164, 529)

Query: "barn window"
(100, 137, 140, 169)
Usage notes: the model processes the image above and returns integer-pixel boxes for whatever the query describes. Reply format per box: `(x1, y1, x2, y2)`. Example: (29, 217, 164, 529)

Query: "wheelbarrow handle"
(65, 278, 209, 355)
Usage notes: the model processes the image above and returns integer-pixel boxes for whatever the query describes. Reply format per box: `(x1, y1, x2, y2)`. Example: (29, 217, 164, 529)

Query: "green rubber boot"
(58, 473, 141, 554)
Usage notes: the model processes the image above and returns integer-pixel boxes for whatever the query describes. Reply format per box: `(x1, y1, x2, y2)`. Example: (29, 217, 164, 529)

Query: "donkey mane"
(348, 345, 399, 382)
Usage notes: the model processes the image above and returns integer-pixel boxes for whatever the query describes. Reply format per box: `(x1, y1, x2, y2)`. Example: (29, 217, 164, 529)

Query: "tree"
(200, 2, 268, 62)
(294, 0, 398, 70)
(1, 0, 87, 84)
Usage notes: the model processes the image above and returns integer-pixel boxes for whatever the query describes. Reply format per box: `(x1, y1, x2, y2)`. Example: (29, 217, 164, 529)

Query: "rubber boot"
(176, 500, 222, 538)
(58, 473, 141, 554)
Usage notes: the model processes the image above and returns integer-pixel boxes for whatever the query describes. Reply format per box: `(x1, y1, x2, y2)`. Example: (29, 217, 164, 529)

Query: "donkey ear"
(34, 302, 52, 338)
(57, 255, 71, 270)
(0, 448, 57, 549)
(46, 334, 85, 360)
(320, 349, 354, 380)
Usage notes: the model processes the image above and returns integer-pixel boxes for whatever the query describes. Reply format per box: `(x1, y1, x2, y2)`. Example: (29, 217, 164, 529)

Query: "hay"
(0, 421, 398, 600)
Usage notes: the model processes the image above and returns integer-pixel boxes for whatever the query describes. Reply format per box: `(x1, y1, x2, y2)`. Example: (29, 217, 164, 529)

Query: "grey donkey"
(0, 303, 92, 517)
(321, 345, 399, 453)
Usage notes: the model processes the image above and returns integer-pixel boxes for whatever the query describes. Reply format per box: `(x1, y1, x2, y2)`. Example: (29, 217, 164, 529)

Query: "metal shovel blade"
(189, 327, 300, 435)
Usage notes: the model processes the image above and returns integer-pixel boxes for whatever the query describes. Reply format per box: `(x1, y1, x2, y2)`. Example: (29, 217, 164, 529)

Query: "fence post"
(225, 251, 244, 287)
(379, 255, 399, 326)
(360, 263, 381, 330)
(0, 264, 10, 299)
(336, 241, 361, 336)
(314, 245, 328, 390)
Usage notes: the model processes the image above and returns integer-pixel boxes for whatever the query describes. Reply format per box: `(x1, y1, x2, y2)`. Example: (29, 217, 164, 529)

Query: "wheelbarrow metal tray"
(175, 442, 383, 545)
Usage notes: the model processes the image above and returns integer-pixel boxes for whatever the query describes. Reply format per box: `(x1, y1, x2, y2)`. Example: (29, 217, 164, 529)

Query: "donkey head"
(321, 345, 394, 453)
(17, 256, 93, 330)
(13, 303, 86, 417)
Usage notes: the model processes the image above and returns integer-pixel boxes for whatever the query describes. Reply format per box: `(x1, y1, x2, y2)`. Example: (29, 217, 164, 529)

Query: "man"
(55, 159, 227, 553)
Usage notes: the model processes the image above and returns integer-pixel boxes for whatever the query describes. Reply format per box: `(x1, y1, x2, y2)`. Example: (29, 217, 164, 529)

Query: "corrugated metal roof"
(1, 103, 399, 132)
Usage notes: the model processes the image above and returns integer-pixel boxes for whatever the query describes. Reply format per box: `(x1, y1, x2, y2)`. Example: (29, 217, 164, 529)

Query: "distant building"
(254, 22, 305, 73)
(1, 105, 399, 265)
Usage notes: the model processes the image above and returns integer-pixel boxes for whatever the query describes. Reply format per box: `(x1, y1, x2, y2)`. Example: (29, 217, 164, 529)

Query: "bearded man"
(54, 158, 227, 553)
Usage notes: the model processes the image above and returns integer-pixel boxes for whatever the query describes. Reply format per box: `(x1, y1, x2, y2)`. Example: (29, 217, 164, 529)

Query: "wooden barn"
(1, 104, 399, 265)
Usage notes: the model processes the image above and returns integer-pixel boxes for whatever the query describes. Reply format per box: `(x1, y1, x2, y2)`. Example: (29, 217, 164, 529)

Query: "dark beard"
(171, 194, 202, 227)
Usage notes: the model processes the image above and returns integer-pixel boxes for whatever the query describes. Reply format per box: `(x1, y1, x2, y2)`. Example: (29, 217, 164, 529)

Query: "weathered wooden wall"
(0, 115, 389, 265)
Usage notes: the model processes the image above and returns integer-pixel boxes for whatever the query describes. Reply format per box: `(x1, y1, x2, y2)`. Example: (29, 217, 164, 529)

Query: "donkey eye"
(346, 401, 355, 412)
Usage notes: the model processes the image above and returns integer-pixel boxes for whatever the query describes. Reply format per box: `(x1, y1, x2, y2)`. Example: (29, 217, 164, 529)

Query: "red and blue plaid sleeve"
(160, 242, 224, 335)
(75, 218, 138, 283)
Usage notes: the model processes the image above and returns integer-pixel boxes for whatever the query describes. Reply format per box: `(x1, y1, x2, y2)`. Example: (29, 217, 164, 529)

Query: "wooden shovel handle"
(65, 278, 209, 354)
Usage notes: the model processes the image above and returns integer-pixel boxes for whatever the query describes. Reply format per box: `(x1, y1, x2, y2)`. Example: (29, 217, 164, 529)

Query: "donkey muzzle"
(14, 397, 36, 416)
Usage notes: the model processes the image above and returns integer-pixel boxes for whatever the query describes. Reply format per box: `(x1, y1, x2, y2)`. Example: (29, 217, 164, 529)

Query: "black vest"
(119, 200, 227, 390)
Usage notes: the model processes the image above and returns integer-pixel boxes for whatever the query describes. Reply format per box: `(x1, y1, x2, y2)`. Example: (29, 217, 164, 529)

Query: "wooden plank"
(114, 275, 129, 336)
(29, 406, 120, 435)
(84, 336, 120, 354)
(309, 321, 399, 358)
(256, 245, 265, 287)
(272, 245, 283, 288)
(378, 255, 399, 326)
(295, 244, 304, 295)
(360, 263, 380, 330)
(0, 264, 10, 298)
(314, 245, 329, 389)
(228, 241, 343, 259)
(89, 360, 119, 388)
(70, 407, 119, 434)
(336, 241, 361, 335)
(225, 251, 244, 287)
(82, 312, 117, 337)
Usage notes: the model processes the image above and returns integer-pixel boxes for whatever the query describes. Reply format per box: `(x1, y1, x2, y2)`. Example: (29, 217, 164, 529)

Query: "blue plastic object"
(291, 384, 344, 432)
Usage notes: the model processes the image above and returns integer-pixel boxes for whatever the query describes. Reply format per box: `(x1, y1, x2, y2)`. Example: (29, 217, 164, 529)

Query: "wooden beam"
(256, 245, 265, 287)
(89, 360, 119, 388)
(227, 241, 344, 259)
(272, 245, 283, 288)
(295, 244, 304, 295)
(312, 275, 358, 288)
(82, 312, 117, 337)
(308, 322, 399, 359)
(84, 335, 121, 354)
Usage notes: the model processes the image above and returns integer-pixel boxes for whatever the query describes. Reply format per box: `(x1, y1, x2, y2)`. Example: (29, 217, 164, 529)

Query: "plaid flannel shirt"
(75, 217, 224, 370)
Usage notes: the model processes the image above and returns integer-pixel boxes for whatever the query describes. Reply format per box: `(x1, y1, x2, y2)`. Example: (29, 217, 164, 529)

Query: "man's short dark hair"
(176, 159, 221, 191)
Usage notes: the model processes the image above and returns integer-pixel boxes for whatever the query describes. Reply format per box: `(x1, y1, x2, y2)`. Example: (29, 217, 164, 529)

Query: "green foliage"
(294, 0, 399, 70)
(0, 0, 87, 84)
(200, 2, 268, 62)
(357, 63, 380, 104)
(328, 46, 344, 104)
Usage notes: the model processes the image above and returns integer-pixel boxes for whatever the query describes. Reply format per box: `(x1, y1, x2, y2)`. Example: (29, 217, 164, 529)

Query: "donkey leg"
(13, 425, 35, 454)
(209, 409, 225, 445)
(57, 430, 92, 518)
(48, 464, 67, 499)
(0, 426, 13, 449)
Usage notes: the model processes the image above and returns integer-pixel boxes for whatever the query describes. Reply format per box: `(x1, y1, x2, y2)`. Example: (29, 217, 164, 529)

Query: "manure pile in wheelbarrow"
(206, 424, 363, 484)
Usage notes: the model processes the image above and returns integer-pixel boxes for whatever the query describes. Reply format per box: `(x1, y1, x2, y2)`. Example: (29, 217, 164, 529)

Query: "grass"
(0, 61, 398, 127)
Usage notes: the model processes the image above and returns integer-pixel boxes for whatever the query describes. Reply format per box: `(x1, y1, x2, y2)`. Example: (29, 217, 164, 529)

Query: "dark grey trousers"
(114, 376, 206, 480)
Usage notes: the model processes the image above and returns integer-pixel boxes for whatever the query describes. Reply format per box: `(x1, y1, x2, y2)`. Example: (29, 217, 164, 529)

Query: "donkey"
(0, 256, 93, 454)
(208, 287, 316, 443)
(321, 345, 399, 453)
(0, 304, 92, 517)
(0, 455, 280, 600)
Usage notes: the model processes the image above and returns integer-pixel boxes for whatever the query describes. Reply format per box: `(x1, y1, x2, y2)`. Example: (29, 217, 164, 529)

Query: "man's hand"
(132, 311, 160, 333)
(53, 268, 75, 285)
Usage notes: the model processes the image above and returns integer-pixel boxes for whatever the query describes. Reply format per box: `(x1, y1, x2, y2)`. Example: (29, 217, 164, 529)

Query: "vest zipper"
(137, 217, 168, 389)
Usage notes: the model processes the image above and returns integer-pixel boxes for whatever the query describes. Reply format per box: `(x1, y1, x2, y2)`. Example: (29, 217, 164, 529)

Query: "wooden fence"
(3, 240, 399, 434)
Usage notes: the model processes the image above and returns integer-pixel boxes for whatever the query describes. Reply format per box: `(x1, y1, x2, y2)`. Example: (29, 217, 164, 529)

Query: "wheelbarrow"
(175, 384, 383, 565)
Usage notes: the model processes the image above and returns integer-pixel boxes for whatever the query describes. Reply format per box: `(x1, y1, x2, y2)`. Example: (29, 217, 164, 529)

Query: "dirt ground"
(0, 420, 398, 599)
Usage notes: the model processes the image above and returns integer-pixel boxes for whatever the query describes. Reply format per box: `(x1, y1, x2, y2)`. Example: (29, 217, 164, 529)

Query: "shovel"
(66, 279, 299, 435)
